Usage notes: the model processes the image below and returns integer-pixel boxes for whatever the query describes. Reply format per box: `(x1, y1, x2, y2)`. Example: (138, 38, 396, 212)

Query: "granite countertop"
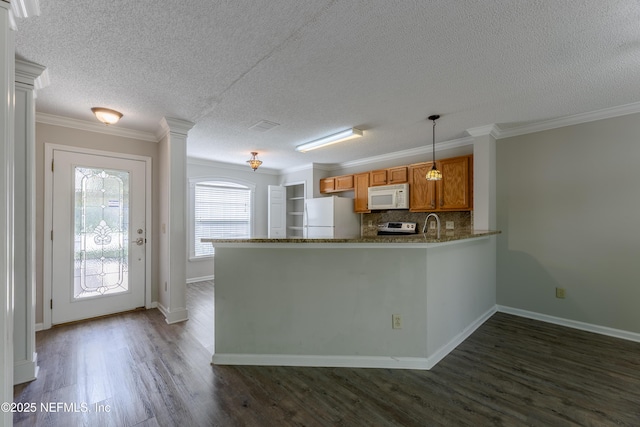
(203, 229, 500, 245)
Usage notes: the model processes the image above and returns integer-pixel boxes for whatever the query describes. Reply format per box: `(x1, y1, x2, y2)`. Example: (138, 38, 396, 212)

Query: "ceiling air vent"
(249, 120, 280, 132)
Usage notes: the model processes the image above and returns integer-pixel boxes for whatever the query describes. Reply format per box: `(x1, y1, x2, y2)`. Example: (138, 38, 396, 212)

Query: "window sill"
(189, 255, 214, 262)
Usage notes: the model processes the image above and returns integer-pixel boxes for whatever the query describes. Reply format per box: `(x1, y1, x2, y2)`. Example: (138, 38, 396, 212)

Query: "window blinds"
(194, 182, 251, 257)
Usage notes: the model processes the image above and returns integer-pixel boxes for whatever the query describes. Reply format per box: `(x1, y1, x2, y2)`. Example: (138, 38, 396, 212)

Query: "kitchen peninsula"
(204, 230, 499, 370)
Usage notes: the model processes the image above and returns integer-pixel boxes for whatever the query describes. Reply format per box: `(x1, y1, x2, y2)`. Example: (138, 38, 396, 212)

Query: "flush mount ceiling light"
(426, 115, 443, 181)
(91, 107, 123, 125)
(247, 152, 263, 171)
(295, 128, 363, 153)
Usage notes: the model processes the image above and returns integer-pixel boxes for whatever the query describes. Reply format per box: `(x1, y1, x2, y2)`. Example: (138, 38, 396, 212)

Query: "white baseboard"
(35, 323, 44, 332)
(14, 353, 38, 385)
(156, 302, 189, 324)
(212, 308, 497, 371)
(212, 353, 431, 370)
(426, 306, 497, 369)
(187, 275, 214, 284)
(497, 305, 640, 343)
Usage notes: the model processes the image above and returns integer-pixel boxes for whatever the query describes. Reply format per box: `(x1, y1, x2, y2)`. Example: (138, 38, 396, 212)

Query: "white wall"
(496, 113, 640, 333)
(186, 159, 279, 281)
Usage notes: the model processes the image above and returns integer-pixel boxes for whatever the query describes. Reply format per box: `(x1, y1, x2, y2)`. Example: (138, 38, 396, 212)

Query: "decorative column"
(157, 117, 194, 323)
(13, 59, 45, 384)
(467, 125, 498, 231)
(0, 1, 14, 424)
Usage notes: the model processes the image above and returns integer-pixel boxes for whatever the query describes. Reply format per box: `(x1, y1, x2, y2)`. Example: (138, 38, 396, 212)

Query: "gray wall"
(215, 247, 429, 357)
(496, 113, 640, 333)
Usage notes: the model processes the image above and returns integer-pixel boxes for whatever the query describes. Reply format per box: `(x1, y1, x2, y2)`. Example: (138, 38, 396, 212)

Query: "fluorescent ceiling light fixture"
(296, 128, 363, 152)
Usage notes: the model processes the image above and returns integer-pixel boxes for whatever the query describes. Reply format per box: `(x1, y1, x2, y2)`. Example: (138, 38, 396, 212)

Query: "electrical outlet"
(392, 314, 402, 329)
(368, 220, 373, 227)
(429, 221, 436, 229)
(555, 287, 566, 299)
(446, 221, 454, 229)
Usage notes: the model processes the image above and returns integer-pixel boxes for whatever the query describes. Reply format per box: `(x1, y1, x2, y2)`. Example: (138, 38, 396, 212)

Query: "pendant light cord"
(432, 118, 436, 163)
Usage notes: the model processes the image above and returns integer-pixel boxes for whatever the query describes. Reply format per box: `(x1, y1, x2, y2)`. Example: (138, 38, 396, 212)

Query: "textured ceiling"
(14, 0, 640, 170)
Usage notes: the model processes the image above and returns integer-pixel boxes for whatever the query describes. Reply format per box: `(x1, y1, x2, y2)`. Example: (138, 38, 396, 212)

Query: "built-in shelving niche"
(286, 183, 305, 238)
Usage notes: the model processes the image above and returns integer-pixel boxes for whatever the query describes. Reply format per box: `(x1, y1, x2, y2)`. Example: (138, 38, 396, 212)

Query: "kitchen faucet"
(422, 213, 441, 239)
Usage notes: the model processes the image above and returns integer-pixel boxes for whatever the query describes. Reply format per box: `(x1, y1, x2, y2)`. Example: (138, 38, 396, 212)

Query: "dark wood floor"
(14, 282, 640, 426)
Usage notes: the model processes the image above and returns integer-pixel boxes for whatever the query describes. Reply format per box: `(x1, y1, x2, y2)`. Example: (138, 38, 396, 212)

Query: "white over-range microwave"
(368, 183, 409, 210)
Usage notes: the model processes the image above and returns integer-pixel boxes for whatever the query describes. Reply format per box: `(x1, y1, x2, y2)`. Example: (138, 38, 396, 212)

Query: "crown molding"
(10, 0, 39, 19)
(336, 135, 474, 170)
(15, 59, 45, 86)
(280, 163, 316, 175)
(34, 68, 50, 91)
(187, 156, 279, 175)
(493, 101, 640, 139)
(466, 124, 501, 139)
(36, 112, 158, 142)
(157, 117, 195, 140)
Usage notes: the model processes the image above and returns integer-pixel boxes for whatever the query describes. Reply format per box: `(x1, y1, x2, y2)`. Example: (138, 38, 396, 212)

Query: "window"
(190, 179, 254, 258)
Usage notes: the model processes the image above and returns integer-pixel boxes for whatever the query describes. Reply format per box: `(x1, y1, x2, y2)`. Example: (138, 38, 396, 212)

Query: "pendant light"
(426, 115, 442, 181)
(247, 152, 263, 171)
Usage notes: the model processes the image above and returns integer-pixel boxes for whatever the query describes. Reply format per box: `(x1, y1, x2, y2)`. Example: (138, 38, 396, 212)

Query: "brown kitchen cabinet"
(370, 166, 408, 187)
(436, 156, 472, 210)
(408, 162, 437, 211)
(320, 174, 354, 193)
(409, 155, 472, 212)
(387, 166, 408, 184)
(370, 169, 388, 186)
(354, 173, 370, 213)
(335, 174, 354, 191)
(320, 177, 335, 193)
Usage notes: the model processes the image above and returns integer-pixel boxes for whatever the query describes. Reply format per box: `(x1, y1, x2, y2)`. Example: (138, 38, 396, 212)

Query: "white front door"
(51, 149, 147, 324)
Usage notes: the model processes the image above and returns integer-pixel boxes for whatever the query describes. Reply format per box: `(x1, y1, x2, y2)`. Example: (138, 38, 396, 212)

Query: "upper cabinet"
(437, 156, 472, 210)
(370, 166, 408, 187)
(388, 166, 408, 185)
(320, 174, 354, 193)
(354, 173, 371, 213)
(319, 155, 472, 212)
(408, 155, 472, 212)
(408, 161, 436, 211)
(370, 169, 388, 186)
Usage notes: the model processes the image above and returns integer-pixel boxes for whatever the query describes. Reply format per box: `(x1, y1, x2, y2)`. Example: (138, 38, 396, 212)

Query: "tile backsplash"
(361, 210, 472, 237)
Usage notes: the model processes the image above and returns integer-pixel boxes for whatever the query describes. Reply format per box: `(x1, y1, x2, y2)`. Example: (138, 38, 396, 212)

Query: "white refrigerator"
(304, 196, 361, 239)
